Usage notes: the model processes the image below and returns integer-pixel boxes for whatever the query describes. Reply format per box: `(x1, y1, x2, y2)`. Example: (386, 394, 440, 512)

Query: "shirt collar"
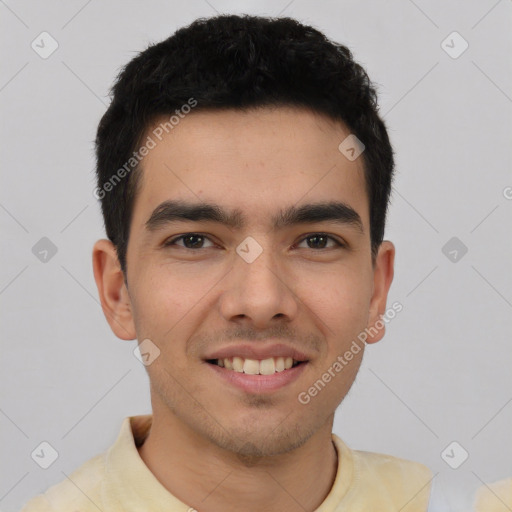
(102, 414, 353, 512)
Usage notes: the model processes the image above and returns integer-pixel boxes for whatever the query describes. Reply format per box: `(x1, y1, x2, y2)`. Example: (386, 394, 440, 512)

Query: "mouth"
(205, 355, 309, 394)
(206, 356, 305, 375)
(203, 343, 311, 393)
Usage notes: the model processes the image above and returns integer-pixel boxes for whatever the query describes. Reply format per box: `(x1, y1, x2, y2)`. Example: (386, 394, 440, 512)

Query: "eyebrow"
(145, 200, 364, 233)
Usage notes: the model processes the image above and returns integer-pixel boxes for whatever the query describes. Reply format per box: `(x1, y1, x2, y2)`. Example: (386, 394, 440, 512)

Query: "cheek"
(129, 262, 221, 342)
(295, 267, 373, 337)
(128, 266, 185, 335)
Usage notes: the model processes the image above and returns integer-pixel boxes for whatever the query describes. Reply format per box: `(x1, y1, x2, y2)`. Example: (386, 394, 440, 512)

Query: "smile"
(206, 357, 308, 393)
(207, 356, 303, 375)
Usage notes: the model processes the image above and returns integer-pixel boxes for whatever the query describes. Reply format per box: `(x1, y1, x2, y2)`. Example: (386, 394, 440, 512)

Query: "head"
(93, 14, 395, 458)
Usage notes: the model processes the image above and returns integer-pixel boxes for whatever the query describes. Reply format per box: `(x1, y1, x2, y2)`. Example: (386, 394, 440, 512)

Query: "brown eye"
(297, 234, 342, 249)
(165, 233, 214, 249)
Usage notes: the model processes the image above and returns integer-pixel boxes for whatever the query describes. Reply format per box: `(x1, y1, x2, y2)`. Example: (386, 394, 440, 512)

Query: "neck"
(138, 410, 338, 512)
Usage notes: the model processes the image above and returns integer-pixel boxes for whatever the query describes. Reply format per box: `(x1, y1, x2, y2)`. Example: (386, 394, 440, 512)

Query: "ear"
(92, 239, 136, 340)
(366, 240, 395, 344)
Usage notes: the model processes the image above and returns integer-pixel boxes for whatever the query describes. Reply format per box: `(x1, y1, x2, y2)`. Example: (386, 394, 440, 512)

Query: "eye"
(164, 233, 215, 249)
(296, 233, 344, 250)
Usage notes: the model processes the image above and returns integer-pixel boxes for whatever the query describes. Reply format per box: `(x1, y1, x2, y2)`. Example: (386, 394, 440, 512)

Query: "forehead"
(131, 107, 369, 229)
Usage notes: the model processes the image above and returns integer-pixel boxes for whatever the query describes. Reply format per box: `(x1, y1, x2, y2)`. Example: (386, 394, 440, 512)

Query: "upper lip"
(204, 343, 310, 362)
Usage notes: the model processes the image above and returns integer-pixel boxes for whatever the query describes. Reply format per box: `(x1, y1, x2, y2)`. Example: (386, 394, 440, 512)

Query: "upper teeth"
(217, 357, 297, 375)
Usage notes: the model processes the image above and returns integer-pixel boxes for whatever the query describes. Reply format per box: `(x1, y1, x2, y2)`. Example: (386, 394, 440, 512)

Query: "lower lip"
(206, 361, 308, 393)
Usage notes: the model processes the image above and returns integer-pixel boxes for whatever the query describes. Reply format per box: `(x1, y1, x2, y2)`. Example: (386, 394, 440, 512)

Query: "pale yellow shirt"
(473, 477, 512, 512)
(20, 415, 433, 512)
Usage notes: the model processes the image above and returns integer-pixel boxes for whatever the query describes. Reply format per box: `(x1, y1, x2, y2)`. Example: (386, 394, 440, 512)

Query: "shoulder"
(473, 477, 512, 512)
(19, 453, 105, 512)
(352, 448, 433, 485)
(353, 449, 432, 511)
(332, 435, 433, 512)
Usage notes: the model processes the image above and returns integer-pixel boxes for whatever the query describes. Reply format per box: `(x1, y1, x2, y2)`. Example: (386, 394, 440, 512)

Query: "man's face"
(108, 107, 393, 457)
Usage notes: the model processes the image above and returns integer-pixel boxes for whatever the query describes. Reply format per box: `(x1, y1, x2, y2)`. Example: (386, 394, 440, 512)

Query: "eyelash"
(163, 233, 345, 250)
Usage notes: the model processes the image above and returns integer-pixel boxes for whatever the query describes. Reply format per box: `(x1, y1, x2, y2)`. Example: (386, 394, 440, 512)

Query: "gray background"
(1, 1, 511, 511)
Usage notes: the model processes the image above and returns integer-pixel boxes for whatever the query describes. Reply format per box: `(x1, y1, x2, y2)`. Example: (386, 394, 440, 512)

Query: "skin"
(92, 106, 395, 512)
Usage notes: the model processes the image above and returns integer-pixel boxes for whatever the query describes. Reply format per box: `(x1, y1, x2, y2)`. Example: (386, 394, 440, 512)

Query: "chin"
(211, 419, 317, 460)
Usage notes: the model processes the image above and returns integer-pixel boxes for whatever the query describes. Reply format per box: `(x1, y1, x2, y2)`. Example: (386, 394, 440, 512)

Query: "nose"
(218, 244, 299, 328)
